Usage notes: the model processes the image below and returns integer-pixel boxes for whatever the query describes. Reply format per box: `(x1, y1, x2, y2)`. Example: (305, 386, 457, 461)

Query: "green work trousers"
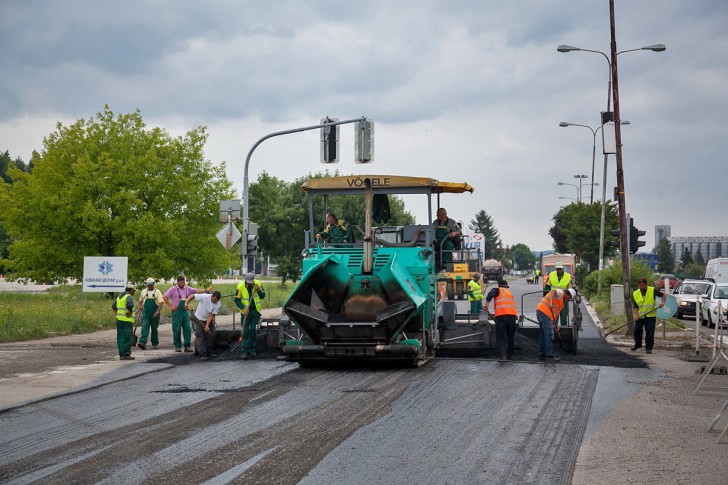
(140, 298, 160, 346)
(116, 319, 133, 357)
(470, 300, 483, 315)
(172, 301, 192, 350)
(241, 309, 261, 354)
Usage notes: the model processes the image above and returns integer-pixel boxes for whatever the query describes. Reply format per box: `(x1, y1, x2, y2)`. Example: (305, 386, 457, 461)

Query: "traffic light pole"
(241, 117, 368, 275)
(609, 0, 634, 336)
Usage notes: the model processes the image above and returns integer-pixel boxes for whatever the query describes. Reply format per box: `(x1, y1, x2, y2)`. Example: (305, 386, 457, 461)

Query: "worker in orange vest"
(483, 279, 518, 360)
(535, 288, 576, 361)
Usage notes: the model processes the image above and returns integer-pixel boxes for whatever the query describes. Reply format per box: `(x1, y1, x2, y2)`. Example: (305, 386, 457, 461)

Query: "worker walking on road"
(467, 273, 484, 315)
(111, 285, 136, 360)
(545, 262, 572, 328)
(535, 288, 575, 361)
(163, 276, 206, 353)
(235, 272, 266, 360)
(484, 279, 518, 360)
(185, 290, 222, 361)
(533, 269, 541, 284)
(632, 277, 666, 354)
(137, 278, 164, 350)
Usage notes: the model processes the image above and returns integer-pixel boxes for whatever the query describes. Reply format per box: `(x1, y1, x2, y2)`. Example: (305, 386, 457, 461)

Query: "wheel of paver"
(446, 281, 454, 300)
(456, 280, 465, 300)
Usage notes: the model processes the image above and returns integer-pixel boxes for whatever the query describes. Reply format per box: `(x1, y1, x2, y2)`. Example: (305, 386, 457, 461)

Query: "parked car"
(699, 282, 728, 328)
(654, 273, 678, 291)
(673, 279, 712, 319)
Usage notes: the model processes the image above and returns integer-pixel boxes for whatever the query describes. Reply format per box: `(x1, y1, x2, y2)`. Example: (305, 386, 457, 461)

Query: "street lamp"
(573, 174, 588, 202)
(557, 181, 579, 201)
(557, 41, 664, 298)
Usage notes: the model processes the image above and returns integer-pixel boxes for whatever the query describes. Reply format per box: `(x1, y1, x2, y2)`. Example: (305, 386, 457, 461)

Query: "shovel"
(131, 312, 140, 347)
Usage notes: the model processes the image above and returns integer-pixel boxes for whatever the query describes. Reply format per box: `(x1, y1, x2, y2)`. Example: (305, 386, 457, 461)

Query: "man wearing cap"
(163, 276, 206, 353)
(467, 273, 484, 315)
(111, 286, 137, 360)
(235, 272, 266, 359)
(545, 262, 573, 328)
(137, 278, 164, 350)
(535, 288, 576, 361)
(484, 280, 518, 360)
(316, 212, 354, 244)
(631, 277, 666, 354)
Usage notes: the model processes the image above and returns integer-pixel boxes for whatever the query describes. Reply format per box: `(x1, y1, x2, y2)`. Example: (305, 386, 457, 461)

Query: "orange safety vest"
(537, 290, 565, 321)
(494, 288, 518, 317)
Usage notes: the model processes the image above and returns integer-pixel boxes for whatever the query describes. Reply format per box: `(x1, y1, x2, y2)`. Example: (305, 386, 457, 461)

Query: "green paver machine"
(280, 174, 491, 365)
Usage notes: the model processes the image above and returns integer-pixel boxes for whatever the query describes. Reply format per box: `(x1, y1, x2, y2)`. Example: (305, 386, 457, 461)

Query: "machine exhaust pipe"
(363, 178, 373, 274)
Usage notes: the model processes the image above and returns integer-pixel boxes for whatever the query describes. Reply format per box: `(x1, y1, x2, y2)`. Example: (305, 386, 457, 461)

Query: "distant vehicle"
(654, 274, 678, 290)
(699, 281, 728, 328)
(673, 279, 712, 319)
(705, 258, 728, 284)
(481, 259, 504, 282)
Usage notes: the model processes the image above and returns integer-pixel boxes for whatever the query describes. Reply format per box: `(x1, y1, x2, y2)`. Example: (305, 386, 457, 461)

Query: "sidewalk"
(0, 308, 282, 412)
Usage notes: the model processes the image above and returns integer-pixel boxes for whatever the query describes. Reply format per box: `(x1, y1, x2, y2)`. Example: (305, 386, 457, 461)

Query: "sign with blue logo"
(83, 257, 129, 293)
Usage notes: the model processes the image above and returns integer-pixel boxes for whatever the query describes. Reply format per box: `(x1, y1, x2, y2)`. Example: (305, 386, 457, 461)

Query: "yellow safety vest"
(547, 271, 572, 290)
(237, 280, 263, 312)
(116, 294, 135, 323)
(467, 280, 483, 302)
(633, 286, 657, 318)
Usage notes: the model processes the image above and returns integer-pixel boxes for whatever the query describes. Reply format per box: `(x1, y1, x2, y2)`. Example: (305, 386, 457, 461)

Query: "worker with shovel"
(535, 288, 576, 361)
(185, 290, 222, 361)
(632, 277, 666, 354)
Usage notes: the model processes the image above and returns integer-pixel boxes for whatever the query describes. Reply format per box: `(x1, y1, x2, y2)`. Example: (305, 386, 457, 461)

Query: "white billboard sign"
(83, 256, 128, 293)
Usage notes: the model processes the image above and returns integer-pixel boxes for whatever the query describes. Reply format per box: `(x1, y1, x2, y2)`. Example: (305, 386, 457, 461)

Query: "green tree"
(510, 243, 535, 271)
(469, 210, 501, 259)
(656, 237, 675, 273)
(548, 201, 618, 269)
(695, 248, 705, 266)
(0, 151, 33, 274)
(683, 262, 705, 278)
(681, 247, 695, 268)
(0, 106, 237, 282)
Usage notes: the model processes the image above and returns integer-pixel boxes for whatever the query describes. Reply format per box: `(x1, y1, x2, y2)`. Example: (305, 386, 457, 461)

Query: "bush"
(581, 258, 654, 301)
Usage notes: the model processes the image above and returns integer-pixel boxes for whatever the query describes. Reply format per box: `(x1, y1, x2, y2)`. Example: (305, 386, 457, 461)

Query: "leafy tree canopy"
(510, 243, 535, 271)
(548, 201, 618, 270)
(681, 247, 695, 268)
(0, 106, 238, 282)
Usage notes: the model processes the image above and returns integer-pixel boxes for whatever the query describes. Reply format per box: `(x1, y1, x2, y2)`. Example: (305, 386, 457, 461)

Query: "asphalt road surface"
(0, 277, 669, 484)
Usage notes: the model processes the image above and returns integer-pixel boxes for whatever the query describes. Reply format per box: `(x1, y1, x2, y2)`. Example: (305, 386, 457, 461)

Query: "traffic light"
(320, 117, 339, 163)
(611, 229, 621, 250)
(246, 222, 259, 256)
(629, 218, 646, 254)
(355, 118, 374, 163)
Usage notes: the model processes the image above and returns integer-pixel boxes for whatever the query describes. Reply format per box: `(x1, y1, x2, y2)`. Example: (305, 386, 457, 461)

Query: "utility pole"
(610, 0, 633, 336)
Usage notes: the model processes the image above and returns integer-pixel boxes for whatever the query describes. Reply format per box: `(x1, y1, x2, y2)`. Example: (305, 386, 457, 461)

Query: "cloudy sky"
(1, 0, 726, 251)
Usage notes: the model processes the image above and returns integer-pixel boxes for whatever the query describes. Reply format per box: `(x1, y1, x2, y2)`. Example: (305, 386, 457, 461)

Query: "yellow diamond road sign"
(216, 222, 242, 251)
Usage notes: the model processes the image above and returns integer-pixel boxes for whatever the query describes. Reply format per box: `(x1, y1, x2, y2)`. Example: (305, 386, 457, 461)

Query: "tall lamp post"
(557, 42, 664, 299)
(573, 174, 588, 202)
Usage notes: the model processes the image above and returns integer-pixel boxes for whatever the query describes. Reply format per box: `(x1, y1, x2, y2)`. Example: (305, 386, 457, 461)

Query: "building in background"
(667, 236, 728, 262)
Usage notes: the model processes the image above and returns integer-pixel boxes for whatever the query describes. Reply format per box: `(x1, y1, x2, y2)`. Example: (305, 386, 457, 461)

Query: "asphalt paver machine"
(279, 174, 496, 365)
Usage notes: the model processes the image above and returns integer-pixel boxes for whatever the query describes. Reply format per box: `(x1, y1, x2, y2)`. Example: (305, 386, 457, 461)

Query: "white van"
(705, 258, 728, 284)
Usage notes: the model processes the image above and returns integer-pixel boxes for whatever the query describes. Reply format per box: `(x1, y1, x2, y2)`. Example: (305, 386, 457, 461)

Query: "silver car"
(674, 279, 712, 319)
(699, 282, 728, 328)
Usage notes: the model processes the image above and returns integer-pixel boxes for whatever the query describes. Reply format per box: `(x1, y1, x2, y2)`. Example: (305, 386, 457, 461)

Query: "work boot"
(152, 345, 159, 349)
(175, 348, 182, 353)
(183, 347, 193, 353)
(646, 349, 653, 354)
(539, 353, 546, 361)
(250, 351, 257, 359)
(631, 345, 641, 351)
(137, 342, 146, 350)
(120, 355, 135, 360)
(240, 352, 250, 360)
(545, 356, 560, 362)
